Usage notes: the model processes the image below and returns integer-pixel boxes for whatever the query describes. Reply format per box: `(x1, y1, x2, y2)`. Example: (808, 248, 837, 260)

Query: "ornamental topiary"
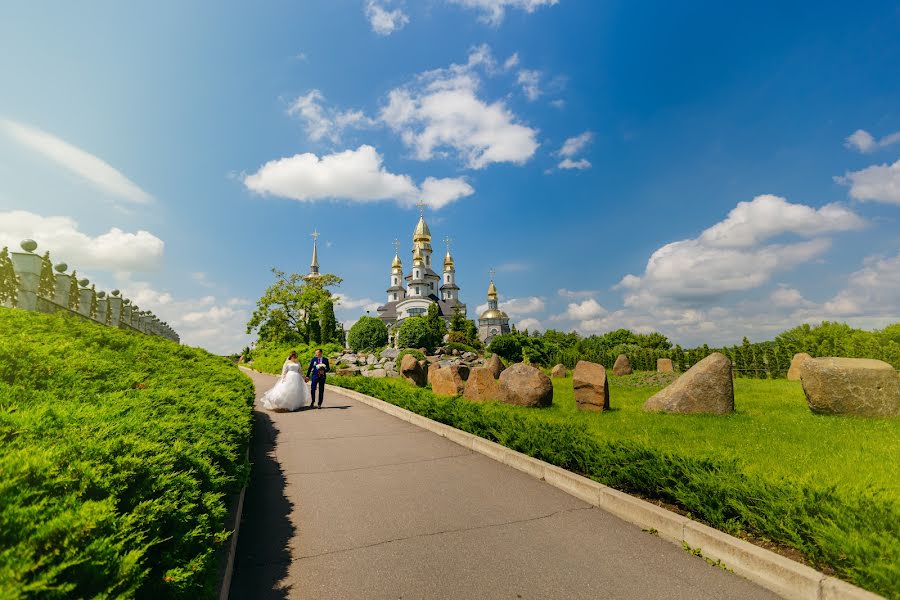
(347, 316, 388, 352)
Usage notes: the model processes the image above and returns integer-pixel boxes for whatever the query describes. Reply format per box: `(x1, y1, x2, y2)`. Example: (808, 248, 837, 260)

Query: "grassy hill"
(0, 308, 254, 599)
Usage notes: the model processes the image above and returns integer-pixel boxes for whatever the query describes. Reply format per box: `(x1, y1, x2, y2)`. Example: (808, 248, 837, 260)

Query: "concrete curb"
(327, 383, 885, 600)
(218, 481, 246, 600)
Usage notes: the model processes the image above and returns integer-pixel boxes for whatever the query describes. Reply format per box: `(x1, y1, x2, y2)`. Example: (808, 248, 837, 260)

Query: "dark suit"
(306, 356, 330, 406)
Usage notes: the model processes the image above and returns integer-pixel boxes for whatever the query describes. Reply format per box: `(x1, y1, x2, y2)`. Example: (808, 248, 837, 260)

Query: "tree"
(319, 298, 338, 344)
(397, 316, 435, 351)
(89, 284, 98, 318)
(449, 305, 466, 334)
(38, 251, 55, 298)
(425, 303, 446, 347)
(68, 270, 79, 311)
(307, 317, 322, 345)
(463, 319, 481, 349)
(246, 269, 342, 343)
(347, 316, 388, 352)
(0, 247, 18, 307)
(488, 333, 523, 363)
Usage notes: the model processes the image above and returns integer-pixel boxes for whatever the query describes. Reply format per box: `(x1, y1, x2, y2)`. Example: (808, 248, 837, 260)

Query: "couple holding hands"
(260, 348, 330, 412)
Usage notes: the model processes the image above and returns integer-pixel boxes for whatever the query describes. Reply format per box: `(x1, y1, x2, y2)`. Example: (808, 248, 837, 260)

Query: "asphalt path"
(229, 368, 780, 600)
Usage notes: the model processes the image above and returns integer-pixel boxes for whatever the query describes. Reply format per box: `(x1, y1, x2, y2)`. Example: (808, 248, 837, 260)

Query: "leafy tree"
(38, 251, 55, 298)
(307, 317, 321, 344)
(635, 331, 672, 350)
(488, 333, 524, 363)
(397, 316, 436, 351)
(463, 319, 482, 349)
(449, 306, 466, 334)
(425, 303, 446, 347)
(246, 268, 342, 343)
(68, 270, 79, 311)
(0, 247, 18, 307)
(319, 298, 338, 344)
(347, 316, 388, 352)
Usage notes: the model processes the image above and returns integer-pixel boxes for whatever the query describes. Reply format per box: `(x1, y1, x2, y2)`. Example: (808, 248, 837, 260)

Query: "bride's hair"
(288, 351, 298, 360)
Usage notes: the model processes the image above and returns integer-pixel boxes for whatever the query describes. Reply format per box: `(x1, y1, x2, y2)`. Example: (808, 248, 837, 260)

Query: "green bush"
(487, 334, 523, 362)
(330, 376, 900, 598)
(443, 342, 478, 355)
(248, 340, 343, 375)
(0, 307, 254, 599)
(347, 316, 388, 353)
(397, 348, 426, 366)
(396, 316, 434, 351)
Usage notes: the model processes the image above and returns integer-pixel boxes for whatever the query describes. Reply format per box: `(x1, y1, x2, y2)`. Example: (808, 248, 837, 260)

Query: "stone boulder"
(498, 363, 553, 407)
(657, 358, 674, 373)
(799, 357, 900, 417)
(336, 367, 360, 376)
(366, 354, 377, 365)
(572, 361, 610, 411)
(431, 366, 468, 396)
(427, 362, 441, 385)
(362, 368, 386, 378)
(486, 354, 503, 379)
(463, 367, 502, 402)
(462, 351, 477, 361)
(380, 347, 400, 360)
(643, 353, 733, 414)
(400, 353, 427, 387)
(787, 353, 812, 381)
(550, 364, 567, 378)
(612, 354, 632, 376)
(384, 361, 396, 373)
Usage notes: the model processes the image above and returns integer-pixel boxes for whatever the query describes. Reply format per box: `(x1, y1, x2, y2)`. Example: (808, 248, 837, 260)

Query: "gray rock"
(498, 363, 553, 408)
(380, 348, 400, 360)
(366, 354, 377, 365)
(362, 368, 387, 378)
(384, 361, 396, 372)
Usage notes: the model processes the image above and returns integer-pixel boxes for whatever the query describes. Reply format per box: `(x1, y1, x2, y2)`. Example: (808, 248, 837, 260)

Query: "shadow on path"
(229, 407, 294, 599)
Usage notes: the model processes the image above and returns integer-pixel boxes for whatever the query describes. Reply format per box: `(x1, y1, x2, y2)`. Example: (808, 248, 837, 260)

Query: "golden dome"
(392, 252, 402, 269)
(412, 245, 424, 265)
(413, 215, 431, 242)
(444, 250, 454, 269)
(487, 280, 498, 299)
(480, 308, 508, 320)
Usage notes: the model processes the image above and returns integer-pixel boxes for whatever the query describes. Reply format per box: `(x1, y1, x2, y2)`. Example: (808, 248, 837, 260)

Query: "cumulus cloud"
(560, 297, 607, 320)
(0, 210, 164, 272)
(379, 45, 539, 169)
(0, 118, 153, 205)
(617, 195, 865, 308)
(286, 90, 375, 143)
(365, 1, 410, 35)
(558, 288, 600, 299)
(769, 285, 812, 308)
(835, 159, 900, 205)
(844, 128, 900, 153)
(243, 145, 473, 209)
(446, 0, 560, 25)
(556, 131, 593, 170)
(517, 69, 542, 101)
(517, 317, 543, 331)
(820, 253, 900, 318)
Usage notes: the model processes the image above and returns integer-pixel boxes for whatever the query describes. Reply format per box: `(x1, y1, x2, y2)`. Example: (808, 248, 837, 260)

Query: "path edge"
(327, 383, 884, 600)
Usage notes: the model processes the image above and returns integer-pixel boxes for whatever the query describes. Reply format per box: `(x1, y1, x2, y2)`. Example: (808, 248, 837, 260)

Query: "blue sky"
(1, 0, 898, 354)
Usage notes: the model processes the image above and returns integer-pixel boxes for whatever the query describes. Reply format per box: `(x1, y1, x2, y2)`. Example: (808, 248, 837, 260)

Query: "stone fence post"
(108, 291, 122, 327)
(122, 300, 133, 326)
(52, 263, 71, 308)
(96, 292, 108, 324)
(77, 279, 93, 318)
(9, 240, 42, 311)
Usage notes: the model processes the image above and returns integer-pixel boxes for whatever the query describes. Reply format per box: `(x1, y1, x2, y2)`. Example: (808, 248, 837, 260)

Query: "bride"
(260, 351, 311, 411)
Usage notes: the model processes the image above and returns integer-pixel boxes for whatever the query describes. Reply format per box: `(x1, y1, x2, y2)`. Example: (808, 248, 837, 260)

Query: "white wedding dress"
(261, 360, 310, 411)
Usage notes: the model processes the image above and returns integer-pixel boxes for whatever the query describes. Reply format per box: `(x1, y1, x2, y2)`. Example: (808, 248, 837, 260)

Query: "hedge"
(0, 308, 254, 599)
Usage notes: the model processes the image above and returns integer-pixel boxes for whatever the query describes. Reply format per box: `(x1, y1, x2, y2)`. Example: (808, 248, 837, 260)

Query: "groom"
(305, 348, 330, 408)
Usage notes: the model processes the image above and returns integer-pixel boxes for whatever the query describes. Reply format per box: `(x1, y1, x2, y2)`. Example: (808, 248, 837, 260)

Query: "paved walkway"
(230, 368, 780, 600)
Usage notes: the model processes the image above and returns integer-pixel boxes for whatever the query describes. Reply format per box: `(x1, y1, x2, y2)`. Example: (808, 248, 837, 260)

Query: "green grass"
(0, 308, 254, 599)
(245, 340, 343, 375)
(330, 373, 900, 598)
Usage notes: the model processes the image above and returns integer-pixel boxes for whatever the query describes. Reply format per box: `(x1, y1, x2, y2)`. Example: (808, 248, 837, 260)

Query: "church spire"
(308, 230, 320, 278)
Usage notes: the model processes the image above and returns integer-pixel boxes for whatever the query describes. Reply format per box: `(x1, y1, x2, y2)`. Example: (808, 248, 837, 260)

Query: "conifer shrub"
(347, 316, 388, 353)
(0, 308, 254, 599)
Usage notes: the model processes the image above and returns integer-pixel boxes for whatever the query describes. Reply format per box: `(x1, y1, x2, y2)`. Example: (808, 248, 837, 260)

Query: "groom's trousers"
(311, 376, 325, 406)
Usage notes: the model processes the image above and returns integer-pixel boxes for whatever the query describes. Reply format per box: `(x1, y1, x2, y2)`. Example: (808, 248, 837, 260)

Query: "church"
(376, 209, 512, 345)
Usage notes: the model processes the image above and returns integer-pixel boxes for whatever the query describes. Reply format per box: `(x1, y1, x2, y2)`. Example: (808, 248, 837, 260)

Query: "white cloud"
(550, 99, 565, 109)
(243, 145, 473, 209)
(558, 288, 600, 299)
(191, 272, 215, 288)
(820, 253, 900, 318)
(503, 53, 520, 70)
(844, 128, 900, 153)
(365, 1, 410, 35)
(0, 210, 164, 272)
(517, 69, 542, 101)
(286, 90, 375, 143)
(0, 118, 153, 205)
(618, 195, 865, 308)
(334, 293, 381, 313)
(476, 295, 544, 317)
(561, 298, 606, 320)
(517, 317, 542, 331)
(379, 45, 539, 169)
(446, 0, 560, 25)
(556, 131, 593, 170)
(835, 159, 900, 205)
(769, 285, 812, 308)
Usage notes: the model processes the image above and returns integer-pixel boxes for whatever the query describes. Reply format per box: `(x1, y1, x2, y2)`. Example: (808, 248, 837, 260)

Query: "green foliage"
(449, 306, 466, 334)
(463, 319, 482, 349)
(247, 340, 344, 375)
(0, 307, 254, 599)
(318, 298, 339, 344)
(347, 316, 388, 353)
(425, 303, 446, 348)
(89, 284, 98, 319)
(446, 331, 467, 345)
(67, 270, 79, 311)
(397, 348, 426, 365)
(443, 342, 478, 355)
(487, 333, 523, 362)
(396, 316, 437, 351)
(0, 247, 18, 307)
(246, 268, 342, 344)
(331, 375, 900, 598)
(38, 251, 54, 298)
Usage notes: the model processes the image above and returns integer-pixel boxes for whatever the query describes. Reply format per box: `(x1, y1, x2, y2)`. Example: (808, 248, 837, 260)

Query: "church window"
(415, 286, 420, 295)
(392, 293, 397, 301)
(408, 307, 426, 316)
(393, 277, 397, 285)
(445, 275, 450, 282)
(415, 270, 419, 278)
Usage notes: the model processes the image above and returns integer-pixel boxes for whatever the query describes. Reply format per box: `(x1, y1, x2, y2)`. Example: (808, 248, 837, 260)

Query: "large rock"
(498, 363, 553, 407)
(787, 353, 812, 381)
(431, 366, 468, 396)
(486, 354, 503, 379)
(612, 354, 632, 376)
(427, 362, 441, 385)
(572, 361, 609, 411)
(400, 353, 427, 387)
(463, 367, 501, 402)
(550, 364, 567, 378)
(366, 354, 377, 365)
(799, 357, 900, 417)
(643, 353, 733, 414)
(383, 361, 396, 373)
(380, 347, 400, 360)
(657, 358, 674, 373)
(336, 367, 360, 376)
(362, 368, 386, 378)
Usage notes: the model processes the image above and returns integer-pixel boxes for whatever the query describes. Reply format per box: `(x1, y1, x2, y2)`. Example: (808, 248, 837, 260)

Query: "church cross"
(393, 238, 399, 254)
(416, 201, 427, 216)
(444, 236, 451, 252)
(489, 268, 496, 280)
(311, 229, 320, 241)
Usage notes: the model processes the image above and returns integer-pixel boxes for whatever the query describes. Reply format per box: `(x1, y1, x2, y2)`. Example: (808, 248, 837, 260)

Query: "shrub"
(446, 331, 467, 345)
(248, 341, 343, 375)
(397, 348, 426, 366)
(444, 341, 478, 354)
(396, 316, 435, 351)
(347, 316, 388, 353)
(0, 307, 254, 599)
(488, 333, 523, 362)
